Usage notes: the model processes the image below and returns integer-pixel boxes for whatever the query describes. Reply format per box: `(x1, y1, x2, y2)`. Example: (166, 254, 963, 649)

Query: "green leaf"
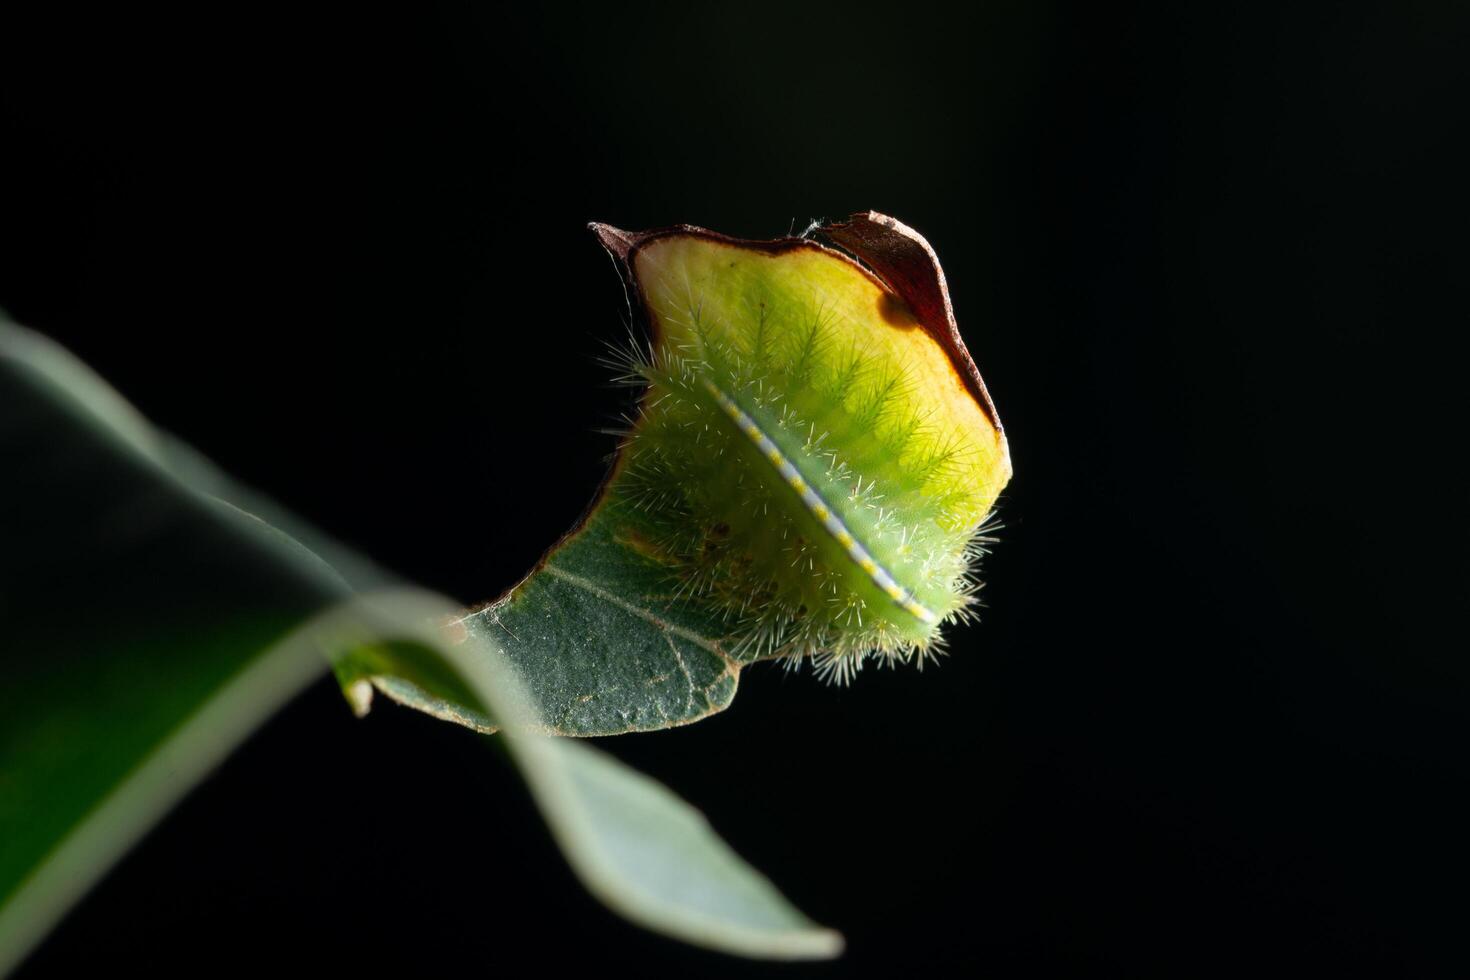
(363, 212, 1011, 734)
(0, 316, 840, 973)
(522, 737, 842, 959)
(371, 491, 742, 736)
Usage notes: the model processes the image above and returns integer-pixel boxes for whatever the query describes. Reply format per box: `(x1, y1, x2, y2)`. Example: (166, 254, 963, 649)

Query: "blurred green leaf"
(0, 317, 841, 974)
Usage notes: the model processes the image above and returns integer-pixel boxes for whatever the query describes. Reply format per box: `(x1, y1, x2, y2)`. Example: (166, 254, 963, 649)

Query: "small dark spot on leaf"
(877, 291, 919, 328)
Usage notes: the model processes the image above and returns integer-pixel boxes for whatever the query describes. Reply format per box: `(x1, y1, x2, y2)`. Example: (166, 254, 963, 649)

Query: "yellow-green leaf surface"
(0, 317, 841, 974)
(369, 212, 1011, 733)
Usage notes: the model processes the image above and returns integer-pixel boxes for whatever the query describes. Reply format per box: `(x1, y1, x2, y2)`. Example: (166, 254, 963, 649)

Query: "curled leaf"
(368, 212, 1011, 732)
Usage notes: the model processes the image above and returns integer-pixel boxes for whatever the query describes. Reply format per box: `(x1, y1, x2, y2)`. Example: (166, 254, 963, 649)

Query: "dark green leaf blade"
(0, 323, 354, 972)
(373, 493, 741, 735)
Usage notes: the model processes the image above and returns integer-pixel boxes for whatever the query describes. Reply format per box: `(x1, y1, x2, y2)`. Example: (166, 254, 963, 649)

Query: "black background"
(3, 3, 1466, 976)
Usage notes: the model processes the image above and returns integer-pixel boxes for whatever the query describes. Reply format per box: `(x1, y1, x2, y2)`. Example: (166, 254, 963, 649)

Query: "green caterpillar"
(596, 214, 1012, 683)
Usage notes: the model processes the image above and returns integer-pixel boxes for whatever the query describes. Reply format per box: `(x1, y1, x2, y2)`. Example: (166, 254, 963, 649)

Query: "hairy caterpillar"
(592, 214, 1012, 683)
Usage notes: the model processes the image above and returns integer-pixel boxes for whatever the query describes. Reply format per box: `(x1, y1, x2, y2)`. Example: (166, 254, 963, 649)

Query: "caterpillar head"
(592, 213, 1011, 683)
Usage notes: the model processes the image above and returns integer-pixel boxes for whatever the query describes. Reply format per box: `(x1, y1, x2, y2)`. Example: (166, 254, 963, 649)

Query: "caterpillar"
(594, 213, 1011, 683)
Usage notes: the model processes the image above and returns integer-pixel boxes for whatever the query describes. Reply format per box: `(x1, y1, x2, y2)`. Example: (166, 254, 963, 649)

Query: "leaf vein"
(662, 631, 699, 714)
(542, 563, 736, 667)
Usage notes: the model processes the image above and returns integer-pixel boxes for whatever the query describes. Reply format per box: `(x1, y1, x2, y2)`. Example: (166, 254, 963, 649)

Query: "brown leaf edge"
(819, 212, 1004, 433)
(589, 211, 1005, 433)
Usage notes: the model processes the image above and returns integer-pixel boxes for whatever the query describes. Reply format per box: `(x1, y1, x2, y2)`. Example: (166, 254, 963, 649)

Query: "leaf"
(522, 737, 841, 959)
(370, 491, 743, 736)
(0, 316, 841, 973)
(364, 211, 1011, 735)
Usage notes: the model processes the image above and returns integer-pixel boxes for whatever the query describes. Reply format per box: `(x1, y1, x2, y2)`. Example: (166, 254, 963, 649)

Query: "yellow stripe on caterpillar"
(700, 377, 938, 625)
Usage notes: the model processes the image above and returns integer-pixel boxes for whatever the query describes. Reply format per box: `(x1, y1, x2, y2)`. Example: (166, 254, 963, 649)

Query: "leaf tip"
(343, 677, 374, 718)
(798, 926, 846, 960)
(588, 221, 640, 262)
